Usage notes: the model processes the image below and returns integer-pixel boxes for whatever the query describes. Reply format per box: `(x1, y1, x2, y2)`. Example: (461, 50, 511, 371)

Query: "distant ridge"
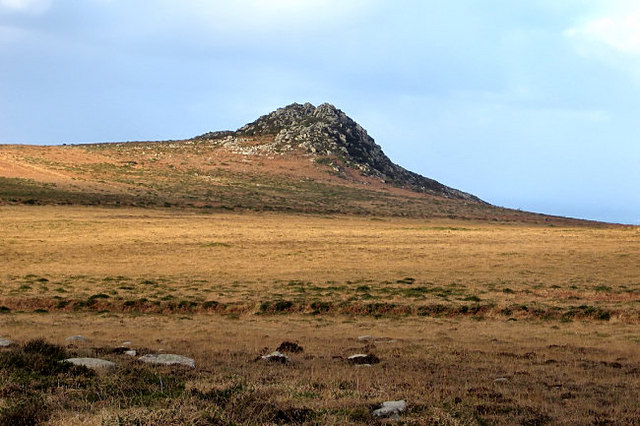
(196, 102, 483, 202)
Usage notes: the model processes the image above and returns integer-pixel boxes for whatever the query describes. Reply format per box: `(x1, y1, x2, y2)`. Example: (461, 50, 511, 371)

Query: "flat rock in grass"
(65, 335, 89, 343)
(64, 357, 116, 370)
(138, 353, 195, 368)
(494, 377, 509, 383)
(347, 353, 380, 365)
(124, 350, 137, 357)
(373, 400, 407, 419)
(261, 351, 288, 363)
(0, 338, 12, 347)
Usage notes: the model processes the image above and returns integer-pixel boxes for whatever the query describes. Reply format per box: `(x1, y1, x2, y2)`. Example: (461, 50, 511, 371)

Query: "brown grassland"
(2, 205, 640, 424)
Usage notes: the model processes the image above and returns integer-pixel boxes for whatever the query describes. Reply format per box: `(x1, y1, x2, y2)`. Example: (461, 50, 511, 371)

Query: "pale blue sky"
(1, 1, 639, 223)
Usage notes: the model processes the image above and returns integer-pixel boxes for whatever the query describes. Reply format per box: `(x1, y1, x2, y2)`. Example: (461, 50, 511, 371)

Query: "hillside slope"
(0, 103, 590, 224)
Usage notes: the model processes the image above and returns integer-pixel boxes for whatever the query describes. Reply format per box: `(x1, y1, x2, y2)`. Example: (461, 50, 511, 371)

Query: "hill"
(0, 102, 591, 224)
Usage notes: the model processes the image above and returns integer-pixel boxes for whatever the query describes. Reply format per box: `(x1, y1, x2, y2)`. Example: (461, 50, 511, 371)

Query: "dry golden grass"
(1, 205, 638, 320)
(4, 313, 640, 424)
(1, 205, 640, 424)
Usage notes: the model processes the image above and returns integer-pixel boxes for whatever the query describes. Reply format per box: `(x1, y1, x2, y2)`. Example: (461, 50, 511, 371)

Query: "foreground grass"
(2, 313, 640, 424)
(1, 206, 640, 423)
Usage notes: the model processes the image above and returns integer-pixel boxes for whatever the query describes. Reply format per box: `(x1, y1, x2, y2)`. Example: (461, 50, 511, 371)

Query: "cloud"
(565, 1, 640, 56)
(0, 0, 51, 13)
(159, 0, 376, 36)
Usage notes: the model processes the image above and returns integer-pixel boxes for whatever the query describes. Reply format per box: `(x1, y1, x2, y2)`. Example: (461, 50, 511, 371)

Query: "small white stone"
(0, 338, 12, 347)
(373, 400, 407, 418)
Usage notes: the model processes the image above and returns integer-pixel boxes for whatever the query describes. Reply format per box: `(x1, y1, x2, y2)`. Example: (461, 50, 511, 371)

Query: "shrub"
(0, 396, 50, 426)
(88, 293, 110, 300)
(310, 301, 330, 313)
(274, 300, 294, 311)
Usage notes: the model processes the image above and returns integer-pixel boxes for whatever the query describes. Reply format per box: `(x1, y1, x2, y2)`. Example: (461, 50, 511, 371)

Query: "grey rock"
(138, 353, 195, 368)
(260, 351, 288, 363)
(373, 400, 407, 419)
(124, 350, 137, 357)
(494, 377, 509, 383)
(0, 338, 12, 347)
(64, 357, 116, 369)
(65, 335, 89, 343)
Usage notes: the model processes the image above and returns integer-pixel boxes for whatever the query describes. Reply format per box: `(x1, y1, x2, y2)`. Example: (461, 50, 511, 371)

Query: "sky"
(1, 1, 639, 224)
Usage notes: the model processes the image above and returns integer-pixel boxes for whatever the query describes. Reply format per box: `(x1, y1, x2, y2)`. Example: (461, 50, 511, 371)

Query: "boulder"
(138, 353, 195, 368)
(0, 338, 12, 347)
(64, 357, 116, 370)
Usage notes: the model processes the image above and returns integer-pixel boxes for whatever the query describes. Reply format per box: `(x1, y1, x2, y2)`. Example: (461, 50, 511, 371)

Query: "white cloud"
(565, 1, 640, 56)
(563, 1, 640, 84)
(0, 0, 51, 13)
(149, 0, 375, 35)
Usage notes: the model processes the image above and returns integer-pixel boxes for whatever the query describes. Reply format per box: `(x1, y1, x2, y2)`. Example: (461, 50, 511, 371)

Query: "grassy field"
(1, 205, 640, 424)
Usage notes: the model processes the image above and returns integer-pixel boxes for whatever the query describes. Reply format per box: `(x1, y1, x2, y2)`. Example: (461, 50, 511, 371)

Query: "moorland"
(1, 103, 639, 424)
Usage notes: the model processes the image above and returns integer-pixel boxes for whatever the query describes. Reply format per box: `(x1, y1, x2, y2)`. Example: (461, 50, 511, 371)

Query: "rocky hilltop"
(196, 102, 482, 202)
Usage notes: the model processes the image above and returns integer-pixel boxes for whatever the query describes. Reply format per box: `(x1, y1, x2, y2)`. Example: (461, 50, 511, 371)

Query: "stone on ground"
(65, 335, 89, 343)
(138, 353, 195, 368)
(64, 357, 116, 369)
(372, 400, 407, 419)
(0, 338, 12, 347)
